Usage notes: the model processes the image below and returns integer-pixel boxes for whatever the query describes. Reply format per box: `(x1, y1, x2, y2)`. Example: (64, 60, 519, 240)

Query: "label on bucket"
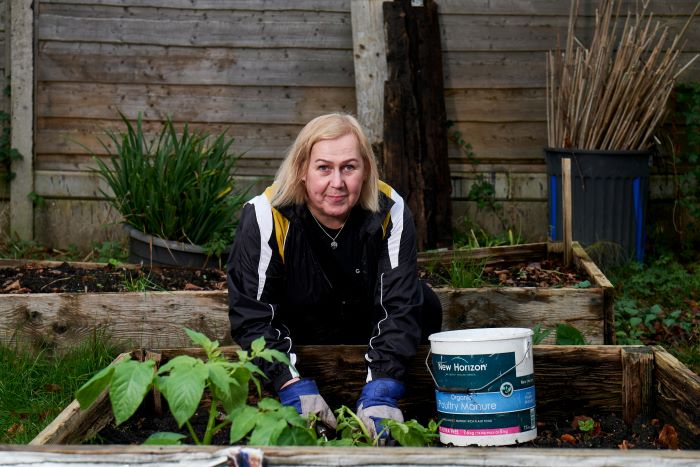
(432, 352, 532, 391)
(431, 351, 536, 444)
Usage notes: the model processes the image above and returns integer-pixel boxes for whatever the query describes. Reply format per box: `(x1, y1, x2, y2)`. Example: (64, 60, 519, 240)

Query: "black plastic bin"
(545, 148, 650, 262)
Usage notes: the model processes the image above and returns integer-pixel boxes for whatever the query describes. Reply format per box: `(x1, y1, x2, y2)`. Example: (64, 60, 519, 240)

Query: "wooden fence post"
(383, 0, 451, 250)
(351, 0, 387, 147)
(9, 0, 34, 240)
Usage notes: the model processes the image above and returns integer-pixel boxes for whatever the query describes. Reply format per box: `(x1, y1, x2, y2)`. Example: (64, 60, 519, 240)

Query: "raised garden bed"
(23, 344, 700, 465)
(418, 242, 614, 344)
(0, 242, 612, 353)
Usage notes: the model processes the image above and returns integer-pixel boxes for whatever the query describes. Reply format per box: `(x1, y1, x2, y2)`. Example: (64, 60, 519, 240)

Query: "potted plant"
(545, 0, 699, 262)
(94, 113, 249, 268)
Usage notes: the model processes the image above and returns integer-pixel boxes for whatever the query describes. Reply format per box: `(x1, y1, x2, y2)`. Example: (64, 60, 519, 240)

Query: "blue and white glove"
(356, 378, 405, 439)
(278, 378, 337, 429)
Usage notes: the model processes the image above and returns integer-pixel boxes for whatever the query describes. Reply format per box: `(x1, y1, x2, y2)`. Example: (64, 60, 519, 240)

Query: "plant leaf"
(109, 359, 155, 425)
(258, 397, 283, 411)
(275, 426, 318, 446)
(555, 323, 587, 345)
(228, 405, 259, 444)
(143, 432, 186, 445)
(76, 363, 116, 409)
(157, 357, 208, 428)
(249, 416, 287, 445)
(251, 336, 266, 354)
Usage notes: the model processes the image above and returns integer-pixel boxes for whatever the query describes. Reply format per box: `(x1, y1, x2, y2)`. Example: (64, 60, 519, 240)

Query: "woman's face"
(303, 132, 365, 228)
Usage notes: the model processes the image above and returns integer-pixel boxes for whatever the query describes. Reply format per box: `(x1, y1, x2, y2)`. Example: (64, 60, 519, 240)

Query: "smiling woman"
(226, 113, 443, 440)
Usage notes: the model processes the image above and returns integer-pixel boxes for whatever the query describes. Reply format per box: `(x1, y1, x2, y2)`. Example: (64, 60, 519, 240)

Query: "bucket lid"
(428, 327, 533, 343)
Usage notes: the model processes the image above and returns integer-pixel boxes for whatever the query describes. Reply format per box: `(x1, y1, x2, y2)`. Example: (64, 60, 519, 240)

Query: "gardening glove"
(278, 378, 337, 429)
(356, 378, 405, 440)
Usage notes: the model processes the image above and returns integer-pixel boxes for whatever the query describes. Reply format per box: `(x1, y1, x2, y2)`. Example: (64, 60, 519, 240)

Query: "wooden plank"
(37, 42, 356, 87)
(9, 0, 34, 240)
(443, 51, 700, 89)
(35, 118, 304, 157)
(571, 242, 614, 344)
(41, 0, 351, 11)
(621, 347, 654, 426)
(435, 287, 605, 345)
(440, 15, 700, 52)
(444, 121, 547, 159)
(418, 242, 548, 265)
(0, 290, 233, 353)
(351, 0, 387, 144)
(451, 199, 548, 242)
(37, 82, 356, 124)
(653, 346, 700, 449)
(445, 88, 546, 122)
(6, 445, 700, 467)
(38, 10, 352, 49)
(437, 0, 700, 16)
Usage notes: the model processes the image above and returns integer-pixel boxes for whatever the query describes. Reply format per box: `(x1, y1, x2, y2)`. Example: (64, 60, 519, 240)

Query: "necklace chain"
(309, 211, 348, 249)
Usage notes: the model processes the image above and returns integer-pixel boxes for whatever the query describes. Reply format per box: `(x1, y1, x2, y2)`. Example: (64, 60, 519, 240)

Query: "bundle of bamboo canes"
(547, 0, 700, 150)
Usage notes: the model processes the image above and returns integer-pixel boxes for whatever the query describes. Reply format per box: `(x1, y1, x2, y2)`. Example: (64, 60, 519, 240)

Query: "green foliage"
(577, 418, 595, 433)
(0, 332, 120, 443)
(444, 256, 486, 288)
(77, 329, 291, 445)
(121, 271, 160, 292)
(531, 323, 587, 345)
(76, 329, 440, 447)
(454, 226, 523, 250)
(609, 256, 700, 373)
(93, 113, 250, 256)
(0, 84, 23, 183)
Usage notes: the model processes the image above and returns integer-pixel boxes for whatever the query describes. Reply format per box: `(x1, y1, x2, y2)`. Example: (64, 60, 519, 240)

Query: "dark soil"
(0, 255, 589, 294)
(0, 263, 227, 293)
(92, 399, 678, 449)
(419, 258, 589, 288)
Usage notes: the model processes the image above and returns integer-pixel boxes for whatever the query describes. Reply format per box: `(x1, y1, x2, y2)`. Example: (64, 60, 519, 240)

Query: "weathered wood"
(38, 42, 356, 87)
(41, 0, 351, 11)
(383, 0, 451, 249)
(9, 0, 34, 240)
(37, 82, 356, 123)
(5, 444, 700, 467)
(621, 347, 654, 426)
(0, 241, 611, 351)
(562, 158, 572, 266)
(30, 344, 700, 452)
(351, 0, 386, 144)
(0, 290, 233, 353)
(437, 0, 700, 16)
(38, 9, 352, 49)
(653, 345, 700, 449)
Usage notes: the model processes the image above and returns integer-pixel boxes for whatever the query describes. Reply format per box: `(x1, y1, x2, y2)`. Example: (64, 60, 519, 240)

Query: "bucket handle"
(425, 340, 533, 393)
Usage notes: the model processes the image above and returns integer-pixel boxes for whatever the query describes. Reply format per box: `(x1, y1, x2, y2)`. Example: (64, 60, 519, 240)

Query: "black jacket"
(227, 182, 422, 391)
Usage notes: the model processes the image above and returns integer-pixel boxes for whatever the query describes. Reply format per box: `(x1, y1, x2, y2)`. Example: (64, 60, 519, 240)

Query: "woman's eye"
(343, 165, 356, 172)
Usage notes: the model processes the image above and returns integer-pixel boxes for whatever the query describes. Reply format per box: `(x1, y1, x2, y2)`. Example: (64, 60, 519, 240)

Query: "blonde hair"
(270, 113, 380, 212)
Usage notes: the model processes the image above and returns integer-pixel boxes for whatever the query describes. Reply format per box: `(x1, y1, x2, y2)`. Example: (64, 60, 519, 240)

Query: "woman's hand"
(356, 378, 405, 439)
(278, 378, 337, 429)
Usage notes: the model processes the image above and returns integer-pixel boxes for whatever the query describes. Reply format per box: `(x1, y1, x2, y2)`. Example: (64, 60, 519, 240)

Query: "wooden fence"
(1, 0, 699, 249)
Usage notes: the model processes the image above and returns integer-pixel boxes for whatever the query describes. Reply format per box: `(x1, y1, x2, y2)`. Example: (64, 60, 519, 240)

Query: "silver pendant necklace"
(310, 211, 348, 250)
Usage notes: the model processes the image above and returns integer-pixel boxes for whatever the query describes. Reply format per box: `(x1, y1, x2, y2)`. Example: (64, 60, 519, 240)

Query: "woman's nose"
(330, 169, 343, 187)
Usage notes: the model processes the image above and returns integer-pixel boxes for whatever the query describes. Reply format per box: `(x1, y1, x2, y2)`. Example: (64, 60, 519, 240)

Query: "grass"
(0, 237, 128, 264)
(0, 333, 121, 444)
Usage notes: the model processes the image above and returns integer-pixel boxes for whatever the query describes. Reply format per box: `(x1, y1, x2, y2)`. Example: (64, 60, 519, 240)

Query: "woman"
(227, 113, 441, 438)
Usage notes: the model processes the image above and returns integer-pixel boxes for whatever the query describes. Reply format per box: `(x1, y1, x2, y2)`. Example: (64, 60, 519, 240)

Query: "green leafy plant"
(76, 328, 441, 447)
(93, 113, 249, 257)
(76, 329, 293, 445)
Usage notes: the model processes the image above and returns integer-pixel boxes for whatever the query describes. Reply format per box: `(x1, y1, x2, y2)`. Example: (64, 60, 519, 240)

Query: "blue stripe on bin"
(549, 175, 558, 240)
(633, 178, 643, 262)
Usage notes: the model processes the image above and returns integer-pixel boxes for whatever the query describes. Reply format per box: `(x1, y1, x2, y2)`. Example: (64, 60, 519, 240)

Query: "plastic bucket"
(428, 328, 536, 446)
